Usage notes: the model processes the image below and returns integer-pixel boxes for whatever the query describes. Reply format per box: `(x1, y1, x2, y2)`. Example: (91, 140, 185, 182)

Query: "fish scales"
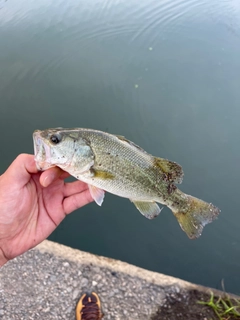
(33, 128, 220, 239)
(71, 130, 162, 200)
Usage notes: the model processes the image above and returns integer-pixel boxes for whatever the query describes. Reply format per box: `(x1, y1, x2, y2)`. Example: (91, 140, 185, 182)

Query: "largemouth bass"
(33, 128, 220, 239)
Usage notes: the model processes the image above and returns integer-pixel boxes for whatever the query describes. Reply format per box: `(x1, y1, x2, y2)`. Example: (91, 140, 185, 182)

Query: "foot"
(76, 292, 104, 320)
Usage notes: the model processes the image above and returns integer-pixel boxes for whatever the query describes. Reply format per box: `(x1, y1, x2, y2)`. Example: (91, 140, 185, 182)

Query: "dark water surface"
(1, 0, 240, 294)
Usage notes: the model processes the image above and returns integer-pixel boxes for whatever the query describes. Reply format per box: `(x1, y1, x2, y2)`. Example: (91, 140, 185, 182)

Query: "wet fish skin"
(33, 128, 220, 239)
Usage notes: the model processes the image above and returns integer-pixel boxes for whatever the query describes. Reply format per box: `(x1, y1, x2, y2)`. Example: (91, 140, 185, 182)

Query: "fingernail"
(42, 175, 50, 187)
(42, 173, 55, 187)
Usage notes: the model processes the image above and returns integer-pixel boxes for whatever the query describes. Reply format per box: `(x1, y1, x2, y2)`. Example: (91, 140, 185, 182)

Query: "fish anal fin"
(153, 157, 184, 184)
(88, 185, 105, 206)
(131, 200, 162, 219)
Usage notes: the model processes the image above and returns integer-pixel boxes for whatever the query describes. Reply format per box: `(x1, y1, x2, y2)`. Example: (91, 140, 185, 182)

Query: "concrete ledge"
(37, 240, 197, 288)
(0, 240, 238, 319)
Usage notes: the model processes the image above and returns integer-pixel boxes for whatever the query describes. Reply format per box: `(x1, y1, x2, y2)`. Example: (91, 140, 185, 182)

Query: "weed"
(198, 291, 240, 320)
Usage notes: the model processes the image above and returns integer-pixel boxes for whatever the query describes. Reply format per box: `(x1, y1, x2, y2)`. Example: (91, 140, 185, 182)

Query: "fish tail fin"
(172, 195, 220, 239)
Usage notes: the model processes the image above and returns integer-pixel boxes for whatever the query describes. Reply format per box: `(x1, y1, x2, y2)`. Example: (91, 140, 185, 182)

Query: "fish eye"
(50, 134, 62, 144)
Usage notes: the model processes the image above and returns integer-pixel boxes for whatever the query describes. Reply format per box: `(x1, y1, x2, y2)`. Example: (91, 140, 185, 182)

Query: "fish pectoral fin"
(131, 200, 162, 219)
(88, 184, 105, 206)
(153, 157, 184, 184)
(91, 169, 115, 180)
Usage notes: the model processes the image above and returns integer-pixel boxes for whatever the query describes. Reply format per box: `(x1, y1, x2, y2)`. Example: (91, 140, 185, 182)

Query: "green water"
(0, 0, 240, 294)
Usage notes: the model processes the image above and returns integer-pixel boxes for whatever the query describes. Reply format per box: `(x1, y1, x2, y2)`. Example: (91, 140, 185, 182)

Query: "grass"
(198, 291, 240, 320)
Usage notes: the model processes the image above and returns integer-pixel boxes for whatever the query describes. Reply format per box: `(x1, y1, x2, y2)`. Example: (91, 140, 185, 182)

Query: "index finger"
(4, 154, 38, 187)
(39, 167, 70, 187)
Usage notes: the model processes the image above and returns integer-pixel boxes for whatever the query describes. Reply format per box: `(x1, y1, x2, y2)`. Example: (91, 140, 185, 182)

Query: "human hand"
(0, 154, 93, 266)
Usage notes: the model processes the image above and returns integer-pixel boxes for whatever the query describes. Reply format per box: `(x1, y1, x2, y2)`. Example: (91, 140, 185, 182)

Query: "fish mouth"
(33, 130, 55, 171)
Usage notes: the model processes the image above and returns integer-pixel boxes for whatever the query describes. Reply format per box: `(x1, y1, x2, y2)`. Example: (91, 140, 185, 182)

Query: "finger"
(4, 154, 38, 187)
(63, 189, 94, 214)
(63, 180, 89, 197)
(59, 171, 70, 180)
(40, 167, 66, 187)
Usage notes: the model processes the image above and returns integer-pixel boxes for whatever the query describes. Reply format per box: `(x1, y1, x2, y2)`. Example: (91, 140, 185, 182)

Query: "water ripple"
(1, 0, 240, 92)
(130, 0, 209, 44)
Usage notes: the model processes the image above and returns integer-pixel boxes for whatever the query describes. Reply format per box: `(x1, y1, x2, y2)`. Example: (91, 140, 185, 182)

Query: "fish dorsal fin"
(153, 157, 184, 184)
(115, 135, 148, 153)
(115, 134, 183, 183)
